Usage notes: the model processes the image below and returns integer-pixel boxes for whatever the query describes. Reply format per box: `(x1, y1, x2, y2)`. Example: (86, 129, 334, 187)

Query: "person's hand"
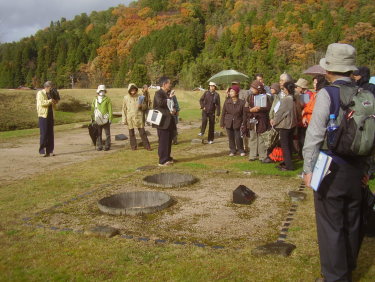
(171, 110, 176, 115)
(170, 90, 175, 97)
(302, 117, 308, 127)
(362, 174, 369, 186)
(304, 172, 312, 188)
(270, 119, 275, 126)
(203, 107, 206, 111)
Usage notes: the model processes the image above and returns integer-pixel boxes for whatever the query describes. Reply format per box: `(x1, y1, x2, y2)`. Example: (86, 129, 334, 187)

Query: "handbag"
(146, 109, 163, 125)
(269, 147, 284, 162)
(94, 99, 109, 125)
(260, 127, 279, 150)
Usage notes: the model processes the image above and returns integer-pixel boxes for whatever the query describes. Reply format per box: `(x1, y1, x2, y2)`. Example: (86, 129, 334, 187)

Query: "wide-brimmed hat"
(229, 85, 240, 94)
(295, 78, 309, 89)
(127, 83, 138, 94)
(209, 81, 217, 87)
(96, 84, 106, 93)
(319, 43, 357, 73)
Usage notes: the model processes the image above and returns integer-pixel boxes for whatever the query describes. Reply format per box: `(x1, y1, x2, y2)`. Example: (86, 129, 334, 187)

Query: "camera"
(49, 88, 60, 101)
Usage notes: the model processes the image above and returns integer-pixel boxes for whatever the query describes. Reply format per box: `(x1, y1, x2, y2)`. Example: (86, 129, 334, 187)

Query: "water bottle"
(327, 114, 339, 146)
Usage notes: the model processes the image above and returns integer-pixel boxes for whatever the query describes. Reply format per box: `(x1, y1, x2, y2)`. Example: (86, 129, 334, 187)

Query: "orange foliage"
(341, 22, 375, 43)
(230, 22, 241, 34)
(85, 23, 94, 33)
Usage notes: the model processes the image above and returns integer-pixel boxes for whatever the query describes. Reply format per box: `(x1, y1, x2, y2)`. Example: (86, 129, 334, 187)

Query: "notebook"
(311, 151, 332, 191)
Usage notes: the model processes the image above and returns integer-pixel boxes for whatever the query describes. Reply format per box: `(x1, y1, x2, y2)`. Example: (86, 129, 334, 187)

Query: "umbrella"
(88, 122, 98, 146)
(303, 65, 326, 76)
(207, 69, 249, 85)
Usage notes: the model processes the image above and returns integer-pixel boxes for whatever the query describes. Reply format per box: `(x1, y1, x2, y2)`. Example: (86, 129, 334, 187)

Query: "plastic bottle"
(327, 114, 339, 146)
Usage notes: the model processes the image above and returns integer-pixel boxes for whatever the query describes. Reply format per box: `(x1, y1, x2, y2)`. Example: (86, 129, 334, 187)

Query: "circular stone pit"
(98, 191, 173, 215)
(143, 172, 198, 188)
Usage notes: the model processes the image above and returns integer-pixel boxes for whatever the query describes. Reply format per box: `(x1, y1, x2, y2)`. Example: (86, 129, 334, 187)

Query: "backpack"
(325, 81, 375, 157)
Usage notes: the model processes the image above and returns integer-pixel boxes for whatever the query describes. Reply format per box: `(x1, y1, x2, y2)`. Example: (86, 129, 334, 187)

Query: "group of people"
(36, 42, 374, 282)
(199, 66, 374, 175)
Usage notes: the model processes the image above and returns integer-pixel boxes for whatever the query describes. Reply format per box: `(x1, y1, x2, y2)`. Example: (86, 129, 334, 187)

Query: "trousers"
(226, 127, 244, 154)
(315, 161, 363, 281)
(201, 111, 215, 141)
(157, 120, 175, 164)
(97, 122, 111, 149)
(129, 128, 150, 149)
(279, 128, 294, 170)
(38, 108, 54, 154)
(248, 129, 267, 160)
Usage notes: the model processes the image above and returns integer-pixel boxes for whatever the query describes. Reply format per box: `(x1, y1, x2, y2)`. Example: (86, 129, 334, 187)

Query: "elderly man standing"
(303, 43, 374, 281)
(36, 81, 58, 157)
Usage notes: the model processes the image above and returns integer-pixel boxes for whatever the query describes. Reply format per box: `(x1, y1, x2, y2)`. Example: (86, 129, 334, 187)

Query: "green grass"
(0, 89, 374, 281)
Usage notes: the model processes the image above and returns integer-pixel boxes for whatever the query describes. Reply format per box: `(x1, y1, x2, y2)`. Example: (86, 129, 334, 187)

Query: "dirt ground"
(0, 122, 163, 184)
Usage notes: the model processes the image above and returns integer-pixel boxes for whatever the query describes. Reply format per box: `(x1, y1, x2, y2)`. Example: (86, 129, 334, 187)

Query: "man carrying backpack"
(303, 43, 375, 282)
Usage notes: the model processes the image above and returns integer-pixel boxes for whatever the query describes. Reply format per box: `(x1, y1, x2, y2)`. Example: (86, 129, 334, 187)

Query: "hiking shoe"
(248, 158, 257, 161)
(208, 141, 214, 144)
(97, 147, 103, 151)
(198, 133, 203, 136)
(158, 161, 173, 167)
(229, 153, 235, 157)
(104, 147, 110, 151)
(240, 152, 246, 157)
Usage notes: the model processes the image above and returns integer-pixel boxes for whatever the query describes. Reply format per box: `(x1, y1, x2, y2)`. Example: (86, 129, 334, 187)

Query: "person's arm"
(302, 89, 331, 174)
(199, 92, 206, 109)
(37, 91, 53, 107)
(220, 102, 226, 128)
(173, 96, 180, 113)
(121, 97, 127, 125)
(108, 98, 113, 122)
(154, 91, 168, 108)
(216, 93, 221, 116)
(91, 98, 95, 121)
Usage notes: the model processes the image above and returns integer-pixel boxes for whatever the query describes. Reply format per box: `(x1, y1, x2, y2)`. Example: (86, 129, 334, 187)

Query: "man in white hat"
(303, 43, 372, 281)
(198, 81, 221, 144)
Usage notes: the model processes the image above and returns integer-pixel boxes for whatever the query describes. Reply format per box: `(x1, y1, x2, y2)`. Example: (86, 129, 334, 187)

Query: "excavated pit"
(98, 191, 173, 216)
(143, 173, 198, 188)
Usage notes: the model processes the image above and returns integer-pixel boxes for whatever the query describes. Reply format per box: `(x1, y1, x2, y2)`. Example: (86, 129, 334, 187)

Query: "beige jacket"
(273, 95, 297, 129)
(36, 89, 55, 118)
(122, 94, 148, 129)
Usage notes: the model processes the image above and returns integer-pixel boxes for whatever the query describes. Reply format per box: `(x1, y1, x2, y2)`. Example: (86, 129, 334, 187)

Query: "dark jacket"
(245, 93, 271, 133)
(153, 89, 175, 130)
(200, 90, 221, 116)
(220, 98, 245, 129)
(355, 66, 375, 95)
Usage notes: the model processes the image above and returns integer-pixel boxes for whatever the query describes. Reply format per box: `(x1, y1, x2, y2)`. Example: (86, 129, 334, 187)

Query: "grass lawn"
(0, 89, 374, 281)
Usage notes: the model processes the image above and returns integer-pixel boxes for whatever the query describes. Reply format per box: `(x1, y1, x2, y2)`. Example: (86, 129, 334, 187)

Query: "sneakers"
(158, 161, 173, 167)
(240, 152, 246, 157)
(198, 133, 203, 136)
(229, 153, 235, 157)
(208, 141, 214, 144)
(97, 147, 103, 151)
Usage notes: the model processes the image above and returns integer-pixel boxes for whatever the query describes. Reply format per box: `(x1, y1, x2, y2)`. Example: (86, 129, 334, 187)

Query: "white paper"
(167, 99, 174, 112)
(273, 101, 281, 113)
(311, 151, 332, 191)
(254, 94, 267, 107)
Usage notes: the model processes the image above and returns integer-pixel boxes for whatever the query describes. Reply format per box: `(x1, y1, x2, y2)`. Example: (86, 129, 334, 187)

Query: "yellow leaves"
(205, 25, 218, 39)
(138, 7, 152, 19)
(180, 3, 195, 18)
(230, 22, 241, 34)
(341, 22, 375, 43)
(85, 23, 94, 34)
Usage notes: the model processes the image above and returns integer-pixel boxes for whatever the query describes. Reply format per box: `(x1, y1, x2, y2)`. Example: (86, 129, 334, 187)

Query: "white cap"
(209, 81, 217, 87)
(96, 85, 106, 93)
